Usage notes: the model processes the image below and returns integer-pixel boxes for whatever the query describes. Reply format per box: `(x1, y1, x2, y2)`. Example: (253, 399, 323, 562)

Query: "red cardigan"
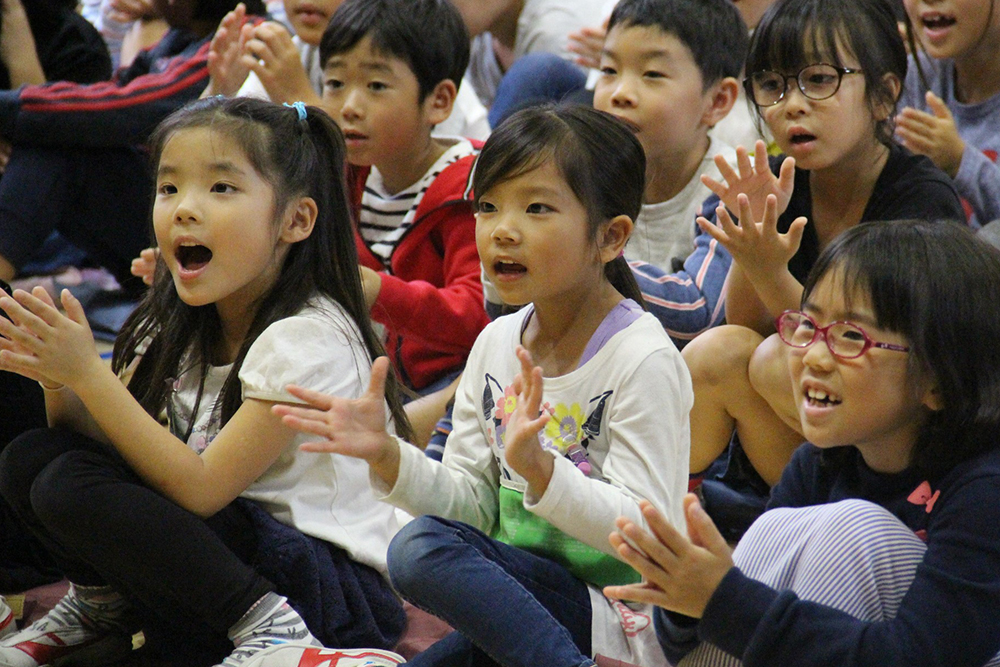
(348, 150, 489, 390)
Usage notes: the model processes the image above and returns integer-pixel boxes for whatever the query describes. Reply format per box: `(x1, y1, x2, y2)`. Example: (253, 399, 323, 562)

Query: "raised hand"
(130, 247, 160, 286)
(502, 346, 555, 495)
(273, 357, 401, 483)
(697, 193, 807, 278)
(567, 18, 609, 70)
(702, 140, 796, 222)
(242, 22, 320, 105)
(604, 496, 733, 618)
(0, 287, 102, 389)
(205, 3, 253, 97)
(896, 92, 965, 178)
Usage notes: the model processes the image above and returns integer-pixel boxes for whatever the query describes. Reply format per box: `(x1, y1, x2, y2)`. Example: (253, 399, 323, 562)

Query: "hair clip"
(284, 101, 308, 121)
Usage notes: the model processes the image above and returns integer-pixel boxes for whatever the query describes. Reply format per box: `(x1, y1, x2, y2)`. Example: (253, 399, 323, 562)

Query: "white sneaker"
(0, 592, 132, 667)
(0, 598, 14, 641)
(236, 642, 405, 667)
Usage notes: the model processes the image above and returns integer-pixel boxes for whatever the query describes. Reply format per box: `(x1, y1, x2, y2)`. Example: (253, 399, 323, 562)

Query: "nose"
(800, 333, 836, 371)
(339, 87, 364, 121)
(609, 75, 637, 108)
(781, 81, 810, 116)
(173, 191, 200, 225)
(489, 211, 520, 245)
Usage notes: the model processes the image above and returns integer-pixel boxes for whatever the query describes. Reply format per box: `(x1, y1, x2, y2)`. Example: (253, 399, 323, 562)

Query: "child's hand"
(107, 0, 159, 23)
(604, 496, 734, 619)
(896, 92, 965, 178)
(242, 22, 320, 106)
(702, 140, 795, 222)
(274, 357, 401, 484)
(0, 287, 102, 389)
(567, 18, 609, 70)
(697, 193, 807, 278)
(503, 346, 554, 496)
(130, 247, 160, 286)
(205, 3, 253, 97)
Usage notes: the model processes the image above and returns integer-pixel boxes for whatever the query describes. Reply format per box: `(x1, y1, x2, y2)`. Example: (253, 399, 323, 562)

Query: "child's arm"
(277, 356, 504, 531)
(0, 289, 305, 518)
(698, 194, 807, 334)
(506, 336, 693, 558)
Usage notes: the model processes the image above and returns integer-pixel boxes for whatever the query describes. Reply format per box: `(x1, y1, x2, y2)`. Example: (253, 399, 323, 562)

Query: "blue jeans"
(489, 53, 589, 129)
(388, 516, 595, 667)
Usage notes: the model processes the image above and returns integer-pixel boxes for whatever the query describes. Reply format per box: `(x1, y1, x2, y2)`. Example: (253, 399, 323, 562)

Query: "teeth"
(807, 388, 841, 403)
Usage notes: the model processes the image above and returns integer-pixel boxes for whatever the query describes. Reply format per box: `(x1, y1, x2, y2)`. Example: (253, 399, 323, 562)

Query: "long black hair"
(802, 220, 1000, 475)
(473, 105, 646, 307)
(113, 96, 414, 442)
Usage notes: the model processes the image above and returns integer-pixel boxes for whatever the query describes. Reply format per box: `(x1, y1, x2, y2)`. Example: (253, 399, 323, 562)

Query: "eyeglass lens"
(751, 64, 843, 105)
(778, 312, 868, 358)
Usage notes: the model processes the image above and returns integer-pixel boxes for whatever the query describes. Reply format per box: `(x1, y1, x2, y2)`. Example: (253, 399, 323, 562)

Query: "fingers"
(736, 145, 753, 179)
(925, 91, 953, 120)
(785, 216, 808, 252)
(8, 288, 60, 328)
(713, 153, 739, 188)
(700, 174, 727, 200)
(753, 140, 769, 175)
(776, 155, 795, 194)
(682, 495, 730, 557)
(59, 289, 89, 327)
(366, 356, 391, 400)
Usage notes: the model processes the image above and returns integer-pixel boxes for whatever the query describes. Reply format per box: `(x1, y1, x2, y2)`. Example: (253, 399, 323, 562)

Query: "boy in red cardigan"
(320, 0, 489, 392)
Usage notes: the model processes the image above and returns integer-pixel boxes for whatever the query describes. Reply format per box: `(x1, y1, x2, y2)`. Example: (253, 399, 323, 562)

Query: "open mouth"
(790, 133, 816, 145)
(176, 243, 212, 271)
(494, 259, 527, 275)
(342, 130, 368, 141)
(805, 387, 842, 407)
(922, 13, 956, 30)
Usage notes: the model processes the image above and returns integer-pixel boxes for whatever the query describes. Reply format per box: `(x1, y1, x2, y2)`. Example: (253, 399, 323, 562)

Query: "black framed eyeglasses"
(745, 64, 863, 107)
(776, 310, 909, 360)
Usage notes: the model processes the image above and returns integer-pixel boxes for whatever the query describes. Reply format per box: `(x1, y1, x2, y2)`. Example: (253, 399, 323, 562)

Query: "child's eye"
(324, 79, 344, 92)
(211, 182, 237, 194)
(599, 66, 617, 77)
(477, 201, 497, 214)
(526, 203, 554, 214)
(157, 183, 176, 195)
(644, 70, 666, 79)
(368, 81, 388, 92)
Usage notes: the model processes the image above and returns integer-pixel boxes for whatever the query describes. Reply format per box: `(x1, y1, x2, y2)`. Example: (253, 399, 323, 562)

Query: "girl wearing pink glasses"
(606, 220, 1000, 666)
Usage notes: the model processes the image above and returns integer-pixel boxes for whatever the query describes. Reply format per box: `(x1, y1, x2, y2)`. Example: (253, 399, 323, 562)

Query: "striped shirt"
(359, 138, 477, 267)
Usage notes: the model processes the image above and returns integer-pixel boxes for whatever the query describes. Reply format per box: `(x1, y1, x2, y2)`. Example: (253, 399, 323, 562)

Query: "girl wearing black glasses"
(680, 0, 966, 492)
(607, 220, 1000, 667)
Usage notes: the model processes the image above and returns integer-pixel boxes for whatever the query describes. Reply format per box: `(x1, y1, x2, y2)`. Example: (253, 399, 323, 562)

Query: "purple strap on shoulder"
(577, 299, 643, 368)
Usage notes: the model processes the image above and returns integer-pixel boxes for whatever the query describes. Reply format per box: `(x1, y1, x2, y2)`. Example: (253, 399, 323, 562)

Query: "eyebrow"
(325, 58, 395, 75)
(601, 47, 672, 61)
(802, 302, 879, 327)
(157, 161, 246, 178)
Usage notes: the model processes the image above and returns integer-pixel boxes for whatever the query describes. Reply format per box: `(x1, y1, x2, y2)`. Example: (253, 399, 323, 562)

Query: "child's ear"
(921, 383, 944, 413)
(875, 73, 903, 121)
(423, 79, 458, 126)
(701, 77, 740, 128)
(280, 196, 318, 243)
(598, 214, 634, 263)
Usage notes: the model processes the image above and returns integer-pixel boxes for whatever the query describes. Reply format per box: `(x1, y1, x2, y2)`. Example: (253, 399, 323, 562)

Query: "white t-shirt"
(376, 306, 692, 665)
(627, 137, 738, 268)
(167, 296, 398, 574)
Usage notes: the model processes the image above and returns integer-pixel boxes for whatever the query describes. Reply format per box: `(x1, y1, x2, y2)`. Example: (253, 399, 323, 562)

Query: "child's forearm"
(44, 384, 109, 443)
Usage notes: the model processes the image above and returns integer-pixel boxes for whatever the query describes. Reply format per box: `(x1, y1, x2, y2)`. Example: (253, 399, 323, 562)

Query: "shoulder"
(423, 139, 480, 205)
(869, 144, 963, 221)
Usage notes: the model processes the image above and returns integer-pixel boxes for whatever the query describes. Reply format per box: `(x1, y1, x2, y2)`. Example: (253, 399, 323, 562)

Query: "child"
(318, 0, 491, 393)
(896, 0, 1000, 226)
(606, 220, 1000, 666)
(593, 0, 742, 276)
(681, 0, 965, 490)
(0, 97, 409, 667)
(274, 105, 694, 667)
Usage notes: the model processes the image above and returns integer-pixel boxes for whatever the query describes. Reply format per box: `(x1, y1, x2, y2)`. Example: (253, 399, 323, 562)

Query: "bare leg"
(683, 326, 802, 486)
(740, 333, 805, 485)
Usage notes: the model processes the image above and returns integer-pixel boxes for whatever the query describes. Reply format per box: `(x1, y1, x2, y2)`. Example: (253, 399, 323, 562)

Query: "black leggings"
(0, 428, 272, 641)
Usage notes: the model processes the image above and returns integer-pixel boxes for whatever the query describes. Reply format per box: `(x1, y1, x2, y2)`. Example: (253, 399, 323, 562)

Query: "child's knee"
(747, 333, 790, 405)
(387, 515, 454, 594)
(683, 325, 764, 388)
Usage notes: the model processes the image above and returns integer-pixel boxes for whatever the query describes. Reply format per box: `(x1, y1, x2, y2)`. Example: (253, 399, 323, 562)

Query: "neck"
(523, 280, 623, 377)
(644, 136, 710, 204)
(952, 42, 1000, 104)
(377, 136, 448, 195)
(489, 0, 523, 50)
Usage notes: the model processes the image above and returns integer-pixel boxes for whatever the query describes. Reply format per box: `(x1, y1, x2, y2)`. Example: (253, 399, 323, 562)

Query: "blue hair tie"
(284, 101, 308, 121)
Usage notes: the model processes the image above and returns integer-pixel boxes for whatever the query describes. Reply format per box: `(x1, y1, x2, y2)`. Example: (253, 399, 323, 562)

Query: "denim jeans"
(388, 516, 596, 667)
